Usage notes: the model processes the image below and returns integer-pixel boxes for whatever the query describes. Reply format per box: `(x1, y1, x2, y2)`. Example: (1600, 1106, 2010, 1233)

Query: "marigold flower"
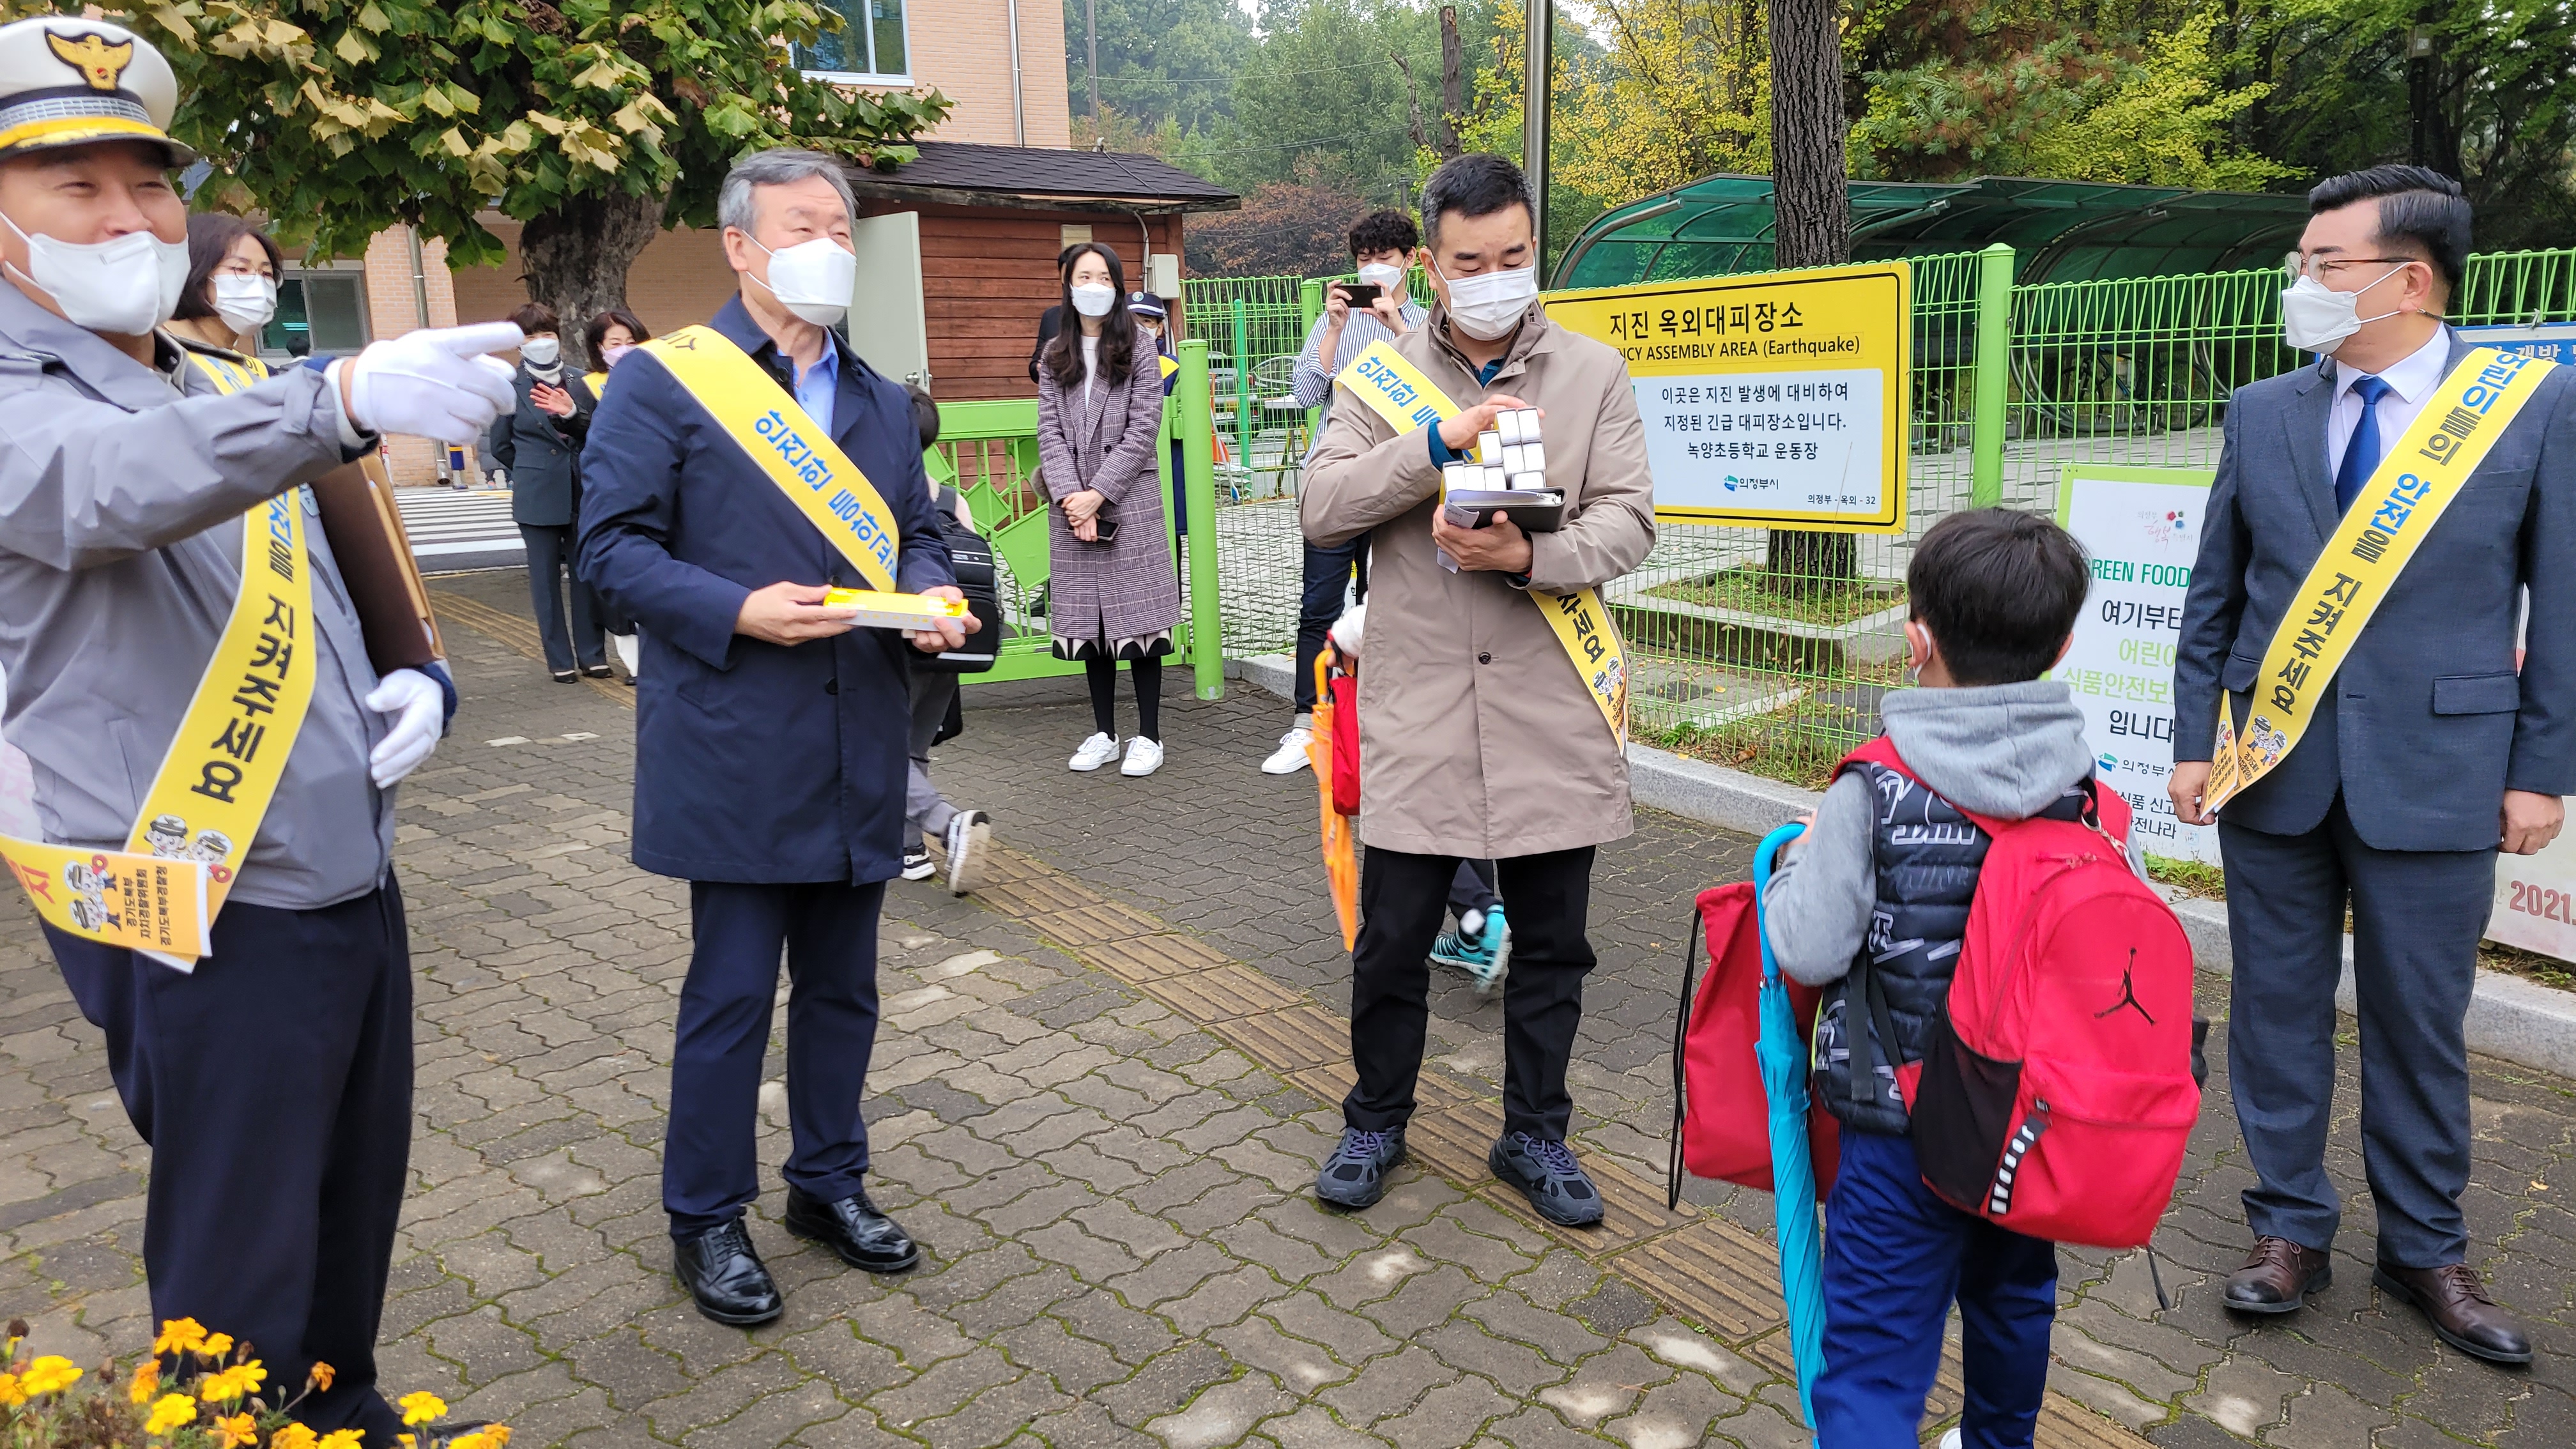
(130, 1356, 160, 1404)
(199, 1360, 267, 1403)
(270, 1425, 320, 1449)
(398, 1390, 448, 1426)
(199, 1332, 235, 1361)
(211, 1411, 258, 1448)
(20, 1356, 79, 1395)
(316, 1430, 367, 1448)
(308, 1361, 337, 1392)
(0, 1372, 26, 1408)
(152, 1319, 208, 1357)
(144, 1392, 199, 1435)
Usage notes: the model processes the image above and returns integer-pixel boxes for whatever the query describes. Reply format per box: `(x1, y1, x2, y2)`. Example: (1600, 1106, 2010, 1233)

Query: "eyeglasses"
(2283, 252, 2420, 284)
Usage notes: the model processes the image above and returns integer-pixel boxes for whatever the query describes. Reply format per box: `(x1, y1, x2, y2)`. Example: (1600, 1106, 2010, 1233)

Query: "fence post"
(1970, 242, 2012, 509)
(1229, 296, 1254, 482)
(1299, 277, 1324, 438)
(1179, 339, 1225, 700)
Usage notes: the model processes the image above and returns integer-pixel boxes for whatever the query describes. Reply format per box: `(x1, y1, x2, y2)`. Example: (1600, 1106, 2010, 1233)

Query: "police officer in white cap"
(0, 16, 521, 1439)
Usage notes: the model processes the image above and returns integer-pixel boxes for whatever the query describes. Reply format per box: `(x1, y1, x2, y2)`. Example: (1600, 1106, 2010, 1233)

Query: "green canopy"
(1551, 174, 2309, 289)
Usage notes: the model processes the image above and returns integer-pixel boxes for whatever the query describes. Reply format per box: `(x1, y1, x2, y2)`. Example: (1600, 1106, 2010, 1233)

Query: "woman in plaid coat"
(1034, 242, 1181, 778)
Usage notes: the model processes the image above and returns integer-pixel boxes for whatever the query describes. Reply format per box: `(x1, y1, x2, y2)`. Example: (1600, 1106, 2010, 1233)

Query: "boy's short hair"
(1906, 509, 2090, 686)
(1347, 208, 1420, 260)
(905, 384, 940, 450)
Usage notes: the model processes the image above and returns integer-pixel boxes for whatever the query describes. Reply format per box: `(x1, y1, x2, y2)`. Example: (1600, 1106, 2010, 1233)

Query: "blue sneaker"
(1315, 1126, 1407, 1209)
(1490, 1131, 1605, 1227)
(1430, 903, 1509, 993)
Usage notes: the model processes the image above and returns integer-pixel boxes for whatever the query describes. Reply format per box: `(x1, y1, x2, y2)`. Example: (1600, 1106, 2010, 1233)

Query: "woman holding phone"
(487, 301, 609, 682)
(1034, 243, 1179, 778)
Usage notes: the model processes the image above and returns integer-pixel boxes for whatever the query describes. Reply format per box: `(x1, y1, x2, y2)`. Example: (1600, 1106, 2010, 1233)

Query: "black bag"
(916, 486, 999, 674)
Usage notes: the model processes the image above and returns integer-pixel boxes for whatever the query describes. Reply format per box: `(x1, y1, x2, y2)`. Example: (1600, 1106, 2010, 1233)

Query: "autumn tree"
(32, 0, 949, 368)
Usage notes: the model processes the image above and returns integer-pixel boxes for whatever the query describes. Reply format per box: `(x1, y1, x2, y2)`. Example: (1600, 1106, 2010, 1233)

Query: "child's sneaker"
(900, 846, 935, 881)
(943, 810, 991, 896)
(1489, 1131, 1604, 1226)
(1068, 732, 1121, 772)
(1315, 1126, 1407, 1209)
(1430, 904, 1509, 993)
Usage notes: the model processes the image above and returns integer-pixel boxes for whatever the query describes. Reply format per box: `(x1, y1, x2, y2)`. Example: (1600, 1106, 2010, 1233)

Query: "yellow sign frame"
(1547, 261, 1912, 532)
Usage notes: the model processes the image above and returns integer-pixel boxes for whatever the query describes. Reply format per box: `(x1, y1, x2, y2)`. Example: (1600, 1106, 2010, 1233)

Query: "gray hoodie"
(1761, 680, 2130, 987)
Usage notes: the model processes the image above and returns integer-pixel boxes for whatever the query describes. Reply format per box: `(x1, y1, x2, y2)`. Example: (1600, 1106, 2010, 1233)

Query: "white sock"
(1459, 908, 1485, 940)
(1292, 712, 1312, 730)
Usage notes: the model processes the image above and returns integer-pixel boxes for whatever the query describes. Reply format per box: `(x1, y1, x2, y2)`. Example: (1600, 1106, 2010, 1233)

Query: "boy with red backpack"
(1762, 509, 2196, 1447)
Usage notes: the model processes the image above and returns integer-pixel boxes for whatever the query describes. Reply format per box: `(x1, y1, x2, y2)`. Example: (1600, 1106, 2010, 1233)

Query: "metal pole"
(1299, 277, 1324, 441)
(1179, 340, 1224, 700)
(1006, 0, 1027, 146)
(1970, 243, 2013, 509)
(1084, 0, 1103, 123)
(1522, 0, 1552, 264)
(1230, 296, 1253, 486)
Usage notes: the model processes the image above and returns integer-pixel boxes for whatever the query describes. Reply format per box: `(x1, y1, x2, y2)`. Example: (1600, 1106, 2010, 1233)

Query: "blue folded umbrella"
(1752, 822, 1825, 1431)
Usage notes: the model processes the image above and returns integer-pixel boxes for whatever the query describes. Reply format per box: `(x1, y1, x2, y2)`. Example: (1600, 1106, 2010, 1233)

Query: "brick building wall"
(356, 228, 459, 484)
(905, 0, 1071, 148)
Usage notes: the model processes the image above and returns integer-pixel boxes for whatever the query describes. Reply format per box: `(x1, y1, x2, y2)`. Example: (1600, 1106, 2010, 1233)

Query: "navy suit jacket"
(2175, 328, 2576, 851)
(575, 297, 954, 884)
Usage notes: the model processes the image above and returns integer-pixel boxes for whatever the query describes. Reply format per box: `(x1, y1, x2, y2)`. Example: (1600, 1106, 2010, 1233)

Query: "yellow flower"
(130, 1356, 160, 1404)
(270, 1426, 320, 1449)
(308, 1361, 337, 1392)
(152, 1318, 208, 1357)
(199, 1360, 267, 1403)
(316, 1430, 367, 1449)
(211, 1411, 259, 1448)
(199, 1332, 235, 1361)
(144, 1392, 199, 1435)
(0, 1372, 26, 1408)
(20, 1355, 80, 1395)
(450, 1430, 512, 1449)
(397, 1390, 447, 1426)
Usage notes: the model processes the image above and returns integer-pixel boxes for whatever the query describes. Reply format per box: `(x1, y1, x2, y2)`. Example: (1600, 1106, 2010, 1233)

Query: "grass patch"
(2145, 855, 2225, 898)
(1643, 564, 1906, 629)
(1653, 695, 1876, 792)
(2481, 939, 2576, 992)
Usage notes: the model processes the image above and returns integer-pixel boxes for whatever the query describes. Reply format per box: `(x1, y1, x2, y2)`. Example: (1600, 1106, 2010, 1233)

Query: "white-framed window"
(795, 0, 911, 82)
(259, 267, 369, 361)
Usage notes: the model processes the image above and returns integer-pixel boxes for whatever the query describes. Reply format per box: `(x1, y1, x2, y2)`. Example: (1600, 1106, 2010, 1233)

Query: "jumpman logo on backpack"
(2094, 947, 2156, 1026)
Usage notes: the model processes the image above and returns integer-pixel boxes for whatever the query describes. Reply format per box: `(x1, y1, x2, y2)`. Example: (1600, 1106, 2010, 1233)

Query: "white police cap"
(0, 17, 191, 167)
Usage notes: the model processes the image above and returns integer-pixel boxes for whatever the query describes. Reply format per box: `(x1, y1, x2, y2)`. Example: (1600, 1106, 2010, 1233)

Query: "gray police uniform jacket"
(0, 284, 394, 910)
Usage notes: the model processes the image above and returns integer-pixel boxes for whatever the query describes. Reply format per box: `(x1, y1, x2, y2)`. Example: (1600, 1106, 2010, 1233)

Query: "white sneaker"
(1121, 737, 1165, 777)
(1938, 1430, 1962, 1449)
(1262, 726, 1314, 775)
(1068, 732, 1121, 772)
(944, 809, 991, 896)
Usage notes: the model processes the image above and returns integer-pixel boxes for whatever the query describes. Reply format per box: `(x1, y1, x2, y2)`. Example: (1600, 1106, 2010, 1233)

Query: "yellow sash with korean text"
(1334, 339, 1629, 741)
(638, 326, 900, 591)
(2205, 346, 2552, 811)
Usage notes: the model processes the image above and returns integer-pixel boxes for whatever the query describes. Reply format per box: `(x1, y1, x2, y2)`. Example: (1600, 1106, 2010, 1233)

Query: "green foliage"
(1063, 0, 1256, 134)
(27, 0, 949, 265)
(2021, 15, 2289, 188)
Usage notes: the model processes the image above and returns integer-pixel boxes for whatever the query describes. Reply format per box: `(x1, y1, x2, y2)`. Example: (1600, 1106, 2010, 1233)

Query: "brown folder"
(309, 456, 444, 673)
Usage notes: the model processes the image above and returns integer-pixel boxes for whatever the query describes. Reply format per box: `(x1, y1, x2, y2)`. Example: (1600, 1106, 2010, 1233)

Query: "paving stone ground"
(1, 564, 2571, 1446)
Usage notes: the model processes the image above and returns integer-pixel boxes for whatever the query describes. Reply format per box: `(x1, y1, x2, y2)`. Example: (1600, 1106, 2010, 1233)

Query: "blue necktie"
(2335, 374, 2393, 514)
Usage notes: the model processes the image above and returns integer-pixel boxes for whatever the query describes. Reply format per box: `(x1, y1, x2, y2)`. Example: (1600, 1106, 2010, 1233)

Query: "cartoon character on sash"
(189, 829, 234, 867)
(2244, 715, 2288, 769)
(143, 813, 188, 859)
(62, 861, 118, 932)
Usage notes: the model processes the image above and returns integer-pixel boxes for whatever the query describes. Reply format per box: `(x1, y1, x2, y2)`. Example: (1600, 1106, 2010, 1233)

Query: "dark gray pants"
(521, 523, 604, 673)
(2221, 795, 2496, 1268)
(904, 667, 958, 851)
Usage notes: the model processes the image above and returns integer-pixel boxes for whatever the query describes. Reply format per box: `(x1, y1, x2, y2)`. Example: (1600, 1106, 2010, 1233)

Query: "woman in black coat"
(485, 301, 607, 680)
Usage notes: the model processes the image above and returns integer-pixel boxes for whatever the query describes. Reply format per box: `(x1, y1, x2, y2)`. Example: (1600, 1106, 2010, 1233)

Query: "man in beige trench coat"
(1301, 153, 1656, 1225)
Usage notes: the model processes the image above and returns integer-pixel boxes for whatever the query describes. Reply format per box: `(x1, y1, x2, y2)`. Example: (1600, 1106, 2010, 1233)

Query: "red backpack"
(1843, 737, 2202, 1250)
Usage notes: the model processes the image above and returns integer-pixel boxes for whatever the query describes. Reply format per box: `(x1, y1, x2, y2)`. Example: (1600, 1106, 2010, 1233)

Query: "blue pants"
(666, 880, 884, 1236)
(45, 884, 414, 1444)
(1815, 1128, 2057, 1449)
(1292, 537, 1367, 712)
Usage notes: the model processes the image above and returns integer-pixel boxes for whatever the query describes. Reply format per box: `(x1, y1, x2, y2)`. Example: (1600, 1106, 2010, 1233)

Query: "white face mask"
(519, 335, 560, 367)
(1436, 259, 1538, 341)
(2280, 266, 2411, 353)
(1357, 261, 1404, 291)
(2, 209, 188, 337)
(746, 234, 856, 327)
(599, 342, 634, 368)
(1070, 282, 1117, 318)
(211, 274, 276, 335)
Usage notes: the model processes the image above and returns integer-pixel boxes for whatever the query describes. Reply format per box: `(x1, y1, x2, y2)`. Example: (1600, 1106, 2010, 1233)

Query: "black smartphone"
(1335, 282, 1384, 311)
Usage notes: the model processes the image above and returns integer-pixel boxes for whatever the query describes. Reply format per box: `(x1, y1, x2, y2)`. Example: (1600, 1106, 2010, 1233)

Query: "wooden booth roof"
(845, 141, 1240, 217)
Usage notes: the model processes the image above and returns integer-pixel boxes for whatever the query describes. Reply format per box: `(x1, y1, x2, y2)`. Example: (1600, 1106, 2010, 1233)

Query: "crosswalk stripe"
(394, 488, 522, 560)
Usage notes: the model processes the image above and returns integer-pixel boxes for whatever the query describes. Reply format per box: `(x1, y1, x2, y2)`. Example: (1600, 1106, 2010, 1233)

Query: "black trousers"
(666, 880, 884, 1237)
(45, 883, 413, 1443)
(2221, 794, 2496, 1267)
(1346, 846, 1597, 1139)
(521, 522, 604, 673)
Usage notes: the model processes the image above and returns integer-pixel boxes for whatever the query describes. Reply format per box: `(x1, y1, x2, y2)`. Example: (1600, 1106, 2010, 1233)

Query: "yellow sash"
(2205, 346, 2554, 811)
(183, 348, 268, 391)
(1333, 339, 1629, 741)
(583, 371, 608, 397)
(638, 326, 900, 591)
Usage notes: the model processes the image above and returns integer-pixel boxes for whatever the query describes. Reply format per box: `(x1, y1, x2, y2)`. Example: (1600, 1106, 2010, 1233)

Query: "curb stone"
(1232, 652, 2576, 1080)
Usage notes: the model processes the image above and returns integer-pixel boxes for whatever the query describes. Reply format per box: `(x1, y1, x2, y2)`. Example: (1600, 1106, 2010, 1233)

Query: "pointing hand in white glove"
(366, 668, 446, 788)
(340, 321, 524, 443)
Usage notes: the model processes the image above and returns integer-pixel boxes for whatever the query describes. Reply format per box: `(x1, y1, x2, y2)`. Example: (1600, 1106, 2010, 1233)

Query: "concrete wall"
(908, 0, 1071, 148)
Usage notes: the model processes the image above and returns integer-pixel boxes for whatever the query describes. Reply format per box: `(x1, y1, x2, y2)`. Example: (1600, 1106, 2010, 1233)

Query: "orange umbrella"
(1309, 649, 1359, 949)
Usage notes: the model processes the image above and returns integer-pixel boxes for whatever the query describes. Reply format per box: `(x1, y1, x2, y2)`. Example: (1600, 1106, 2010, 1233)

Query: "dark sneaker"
(1315, 1127, 1407, 1209)
(900, 846, 935, 881)
(1491, 1132, 1605, 1227)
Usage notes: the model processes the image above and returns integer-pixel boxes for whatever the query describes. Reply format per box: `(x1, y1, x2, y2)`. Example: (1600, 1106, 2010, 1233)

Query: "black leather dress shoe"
(783, 1186, 921, 1273)
(673, 1218, 783, 1325)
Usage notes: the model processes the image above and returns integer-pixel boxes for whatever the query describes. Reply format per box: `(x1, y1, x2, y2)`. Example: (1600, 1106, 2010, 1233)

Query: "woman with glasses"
(167, 213, 283, 388)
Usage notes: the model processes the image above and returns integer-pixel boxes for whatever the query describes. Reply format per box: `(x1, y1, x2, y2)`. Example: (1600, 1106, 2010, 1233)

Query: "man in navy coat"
(578, 149, 967, 1324)
(2174, 166, 2576, 1363)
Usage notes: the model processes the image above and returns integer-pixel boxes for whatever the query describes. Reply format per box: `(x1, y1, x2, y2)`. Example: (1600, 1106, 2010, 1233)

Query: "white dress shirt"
(2326, 325, 2451, 480)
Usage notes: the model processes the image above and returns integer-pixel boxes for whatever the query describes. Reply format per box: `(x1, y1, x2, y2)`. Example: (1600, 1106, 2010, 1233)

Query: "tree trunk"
(1438, 6, 1466, 160)
(516, 190, 669, 372)
(1765, 0, 1857, 595)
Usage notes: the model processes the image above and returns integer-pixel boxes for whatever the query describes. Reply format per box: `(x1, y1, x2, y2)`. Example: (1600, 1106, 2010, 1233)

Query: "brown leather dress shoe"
(2224, 1236, 2331, 1314)
(2373, 1261, 2533, 1365)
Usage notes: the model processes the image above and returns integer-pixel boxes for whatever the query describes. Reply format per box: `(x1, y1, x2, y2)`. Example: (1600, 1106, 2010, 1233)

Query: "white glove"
(344, 321, 523, 443)
(366, 668, 445, 788)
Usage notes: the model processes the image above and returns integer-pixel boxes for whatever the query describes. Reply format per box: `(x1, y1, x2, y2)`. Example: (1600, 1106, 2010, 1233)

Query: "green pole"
(1299, 277, 1325, 439)
(1969, 242, 2014, 509)
(1179, 339, 1224, 700)
(1230, 295, 1253, 482)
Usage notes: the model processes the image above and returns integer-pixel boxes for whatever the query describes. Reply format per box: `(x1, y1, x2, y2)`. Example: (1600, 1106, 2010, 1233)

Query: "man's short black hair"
(905, 384, 940, 450)
(1906, 509, 2090, 686)
(1348, 208, 1419, 261)
(2308, 165, 2471, 298)
(1418, 153, 1536, 250)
